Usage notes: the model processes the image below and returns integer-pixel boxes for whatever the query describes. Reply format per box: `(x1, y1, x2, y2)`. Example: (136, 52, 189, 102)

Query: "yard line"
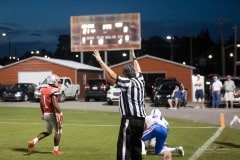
(170, 126, 219, 129)
(189, 127, 224, 160)
(0, 121, 118, 127)
(0, 121, 218, 128)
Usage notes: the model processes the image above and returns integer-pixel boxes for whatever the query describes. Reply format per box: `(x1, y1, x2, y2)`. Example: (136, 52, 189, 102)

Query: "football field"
(0, 104, 239, 160)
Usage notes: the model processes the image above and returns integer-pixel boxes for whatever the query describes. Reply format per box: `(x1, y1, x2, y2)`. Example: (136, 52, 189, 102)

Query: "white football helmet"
(47, 74, 60, 87)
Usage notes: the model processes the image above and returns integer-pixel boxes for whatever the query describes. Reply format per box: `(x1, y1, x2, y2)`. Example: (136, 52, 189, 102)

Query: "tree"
(54, 35, 75, 60)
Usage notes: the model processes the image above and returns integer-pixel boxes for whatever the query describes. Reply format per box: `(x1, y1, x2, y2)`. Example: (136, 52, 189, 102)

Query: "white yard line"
(189, 127, 224, 160)
(0, 121, 118, 127)
(0, 121, 219, 128)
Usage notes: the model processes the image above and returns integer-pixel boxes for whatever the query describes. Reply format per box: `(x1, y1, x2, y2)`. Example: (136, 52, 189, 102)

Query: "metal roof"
(110, 54, 196, 69)
(0, 56, 102, 71)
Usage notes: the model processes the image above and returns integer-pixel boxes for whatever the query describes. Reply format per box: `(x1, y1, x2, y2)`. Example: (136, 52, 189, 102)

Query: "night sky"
(0, 0, 240, 58)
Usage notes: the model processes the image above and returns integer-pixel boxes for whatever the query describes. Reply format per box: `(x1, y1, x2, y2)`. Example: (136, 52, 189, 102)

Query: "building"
(0, 55, 195, 101)
(0, 56, 103, 100)
(108, 55, 195, 101)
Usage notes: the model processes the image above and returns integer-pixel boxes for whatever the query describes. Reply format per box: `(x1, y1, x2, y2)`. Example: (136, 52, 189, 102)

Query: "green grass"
(0, 106, 239, 160)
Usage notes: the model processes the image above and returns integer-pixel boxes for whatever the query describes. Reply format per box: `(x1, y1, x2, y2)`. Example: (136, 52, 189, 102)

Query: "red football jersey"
(40, 86, 60, 113)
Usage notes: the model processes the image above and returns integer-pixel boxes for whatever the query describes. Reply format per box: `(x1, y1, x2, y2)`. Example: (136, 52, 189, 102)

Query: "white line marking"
(0, 121, 118, 127)
(189, 127, 224, 160)
(0, 121, 218, 128)
(170, 126, 219, 129)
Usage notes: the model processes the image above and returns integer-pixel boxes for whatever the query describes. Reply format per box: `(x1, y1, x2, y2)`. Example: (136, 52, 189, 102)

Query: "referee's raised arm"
(131, 48, 141, 73)
(92, 50, 117, 82)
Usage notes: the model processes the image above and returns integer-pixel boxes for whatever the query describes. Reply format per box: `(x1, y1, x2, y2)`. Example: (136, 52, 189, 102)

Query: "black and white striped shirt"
(116, 73, 146, 118)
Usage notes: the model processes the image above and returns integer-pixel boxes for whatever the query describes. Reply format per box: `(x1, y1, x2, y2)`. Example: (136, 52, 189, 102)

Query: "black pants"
(117, 117, 145, 160)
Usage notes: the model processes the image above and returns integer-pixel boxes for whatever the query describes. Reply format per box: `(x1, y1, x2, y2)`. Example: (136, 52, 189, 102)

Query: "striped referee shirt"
(116, 73, 146, 118)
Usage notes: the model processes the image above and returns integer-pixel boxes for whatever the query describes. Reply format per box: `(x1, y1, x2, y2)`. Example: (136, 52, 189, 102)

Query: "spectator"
(210, 76, 222, 108)
(168, 85, 186, 110)
(223, 75, 236, 109)
(194, 74, 204, 108)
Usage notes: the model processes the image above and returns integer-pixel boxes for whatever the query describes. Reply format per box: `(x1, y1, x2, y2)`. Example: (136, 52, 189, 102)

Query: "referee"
(93, 49, 146, 160)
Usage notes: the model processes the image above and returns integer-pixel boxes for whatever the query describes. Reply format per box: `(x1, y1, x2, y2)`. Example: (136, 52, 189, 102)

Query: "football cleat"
(176, 146, 184, 157)
(28, 140, 35, 154)
(52, 150, 64, 155)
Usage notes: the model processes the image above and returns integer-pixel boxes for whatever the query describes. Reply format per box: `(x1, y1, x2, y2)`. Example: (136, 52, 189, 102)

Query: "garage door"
(18, 71, 52, 85)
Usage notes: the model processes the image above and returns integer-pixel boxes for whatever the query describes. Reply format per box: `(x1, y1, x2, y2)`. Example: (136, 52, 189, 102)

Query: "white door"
(18, 71, 52, 85)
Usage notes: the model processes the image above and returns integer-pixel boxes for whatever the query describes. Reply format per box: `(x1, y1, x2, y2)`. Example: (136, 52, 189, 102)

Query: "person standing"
(92, 49, 146, 160)
(223, 75, 236, 109)
(210, 76, 222, 108)
(28, 74, 64, 155)
(194, 74, 204, 108)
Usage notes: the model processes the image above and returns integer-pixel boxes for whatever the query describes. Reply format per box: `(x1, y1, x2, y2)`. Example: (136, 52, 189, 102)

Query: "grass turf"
(0, 106, 239, 160)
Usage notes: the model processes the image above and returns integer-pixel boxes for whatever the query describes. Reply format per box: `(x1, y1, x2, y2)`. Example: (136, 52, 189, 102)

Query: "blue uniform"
(142, 109, 169, 155)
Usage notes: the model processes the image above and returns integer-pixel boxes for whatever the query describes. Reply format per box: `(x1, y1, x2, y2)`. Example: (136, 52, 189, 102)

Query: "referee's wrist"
(98, 60, 103, 65)
(133, 58, 137, 61)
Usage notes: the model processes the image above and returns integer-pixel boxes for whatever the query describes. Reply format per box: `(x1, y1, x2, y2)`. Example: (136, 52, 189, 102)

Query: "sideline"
(189, 127, 224, 160)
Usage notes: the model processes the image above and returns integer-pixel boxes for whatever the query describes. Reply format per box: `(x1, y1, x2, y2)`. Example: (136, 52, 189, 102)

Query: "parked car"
(205, 76, 240, 106)
(106, 84, 121, 105)
(34, 77, 80, 102)
(3, 83, 37, 101)
(0, 84, 13, 100)
(153, 81, 182, 107)
(150, 77, 177, 102)
(84, 79, 110, 101)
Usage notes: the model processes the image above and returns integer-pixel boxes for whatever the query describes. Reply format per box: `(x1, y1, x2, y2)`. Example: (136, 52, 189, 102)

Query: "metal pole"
(190, 36, 193, 65)
(103, 51, 107, 79)
(166, 36, 174, 61)
(220, 22, 225, 75)
(170, 38, 174, 61)
(233, 25, 238, 76)
(8, 35, 11, 57)
(80, 51, 83, 63)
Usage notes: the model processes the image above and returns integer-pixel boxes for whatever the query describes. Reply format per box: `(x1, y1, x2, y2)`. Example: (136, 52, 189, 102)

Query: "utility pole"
(189, 36, 193, 66)
(220, 21, 225, 76)
(233, 25, 238, 76)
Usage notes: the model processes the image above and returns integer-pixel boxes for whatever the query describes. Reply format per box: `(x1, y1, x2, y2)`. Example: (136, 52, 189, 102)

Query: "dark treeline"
(0, 28, 239, 76)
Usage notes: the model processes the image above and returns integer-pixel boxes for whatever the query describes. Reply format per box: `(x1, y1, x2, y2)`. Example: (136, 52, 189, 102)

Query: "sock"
(33, 138, 38, 144)
(160, 146, 177, 154)
(53, 146, 59, 151)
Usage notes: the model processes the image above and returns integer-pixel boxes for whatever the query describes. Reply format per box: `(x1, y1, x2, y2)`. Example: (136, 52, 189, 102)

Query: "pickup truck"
(34, 77, 80, 102)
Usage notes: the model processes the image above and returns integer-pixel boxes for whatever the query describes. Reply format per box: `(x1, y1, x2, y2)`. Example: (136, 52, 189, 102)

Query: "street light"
(1, 32, 11, 57)
(224, 44, 240, 76)
(208, 54, 213, 59)
(166, 35, 174, 61)
(31, 50, 40, 55)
